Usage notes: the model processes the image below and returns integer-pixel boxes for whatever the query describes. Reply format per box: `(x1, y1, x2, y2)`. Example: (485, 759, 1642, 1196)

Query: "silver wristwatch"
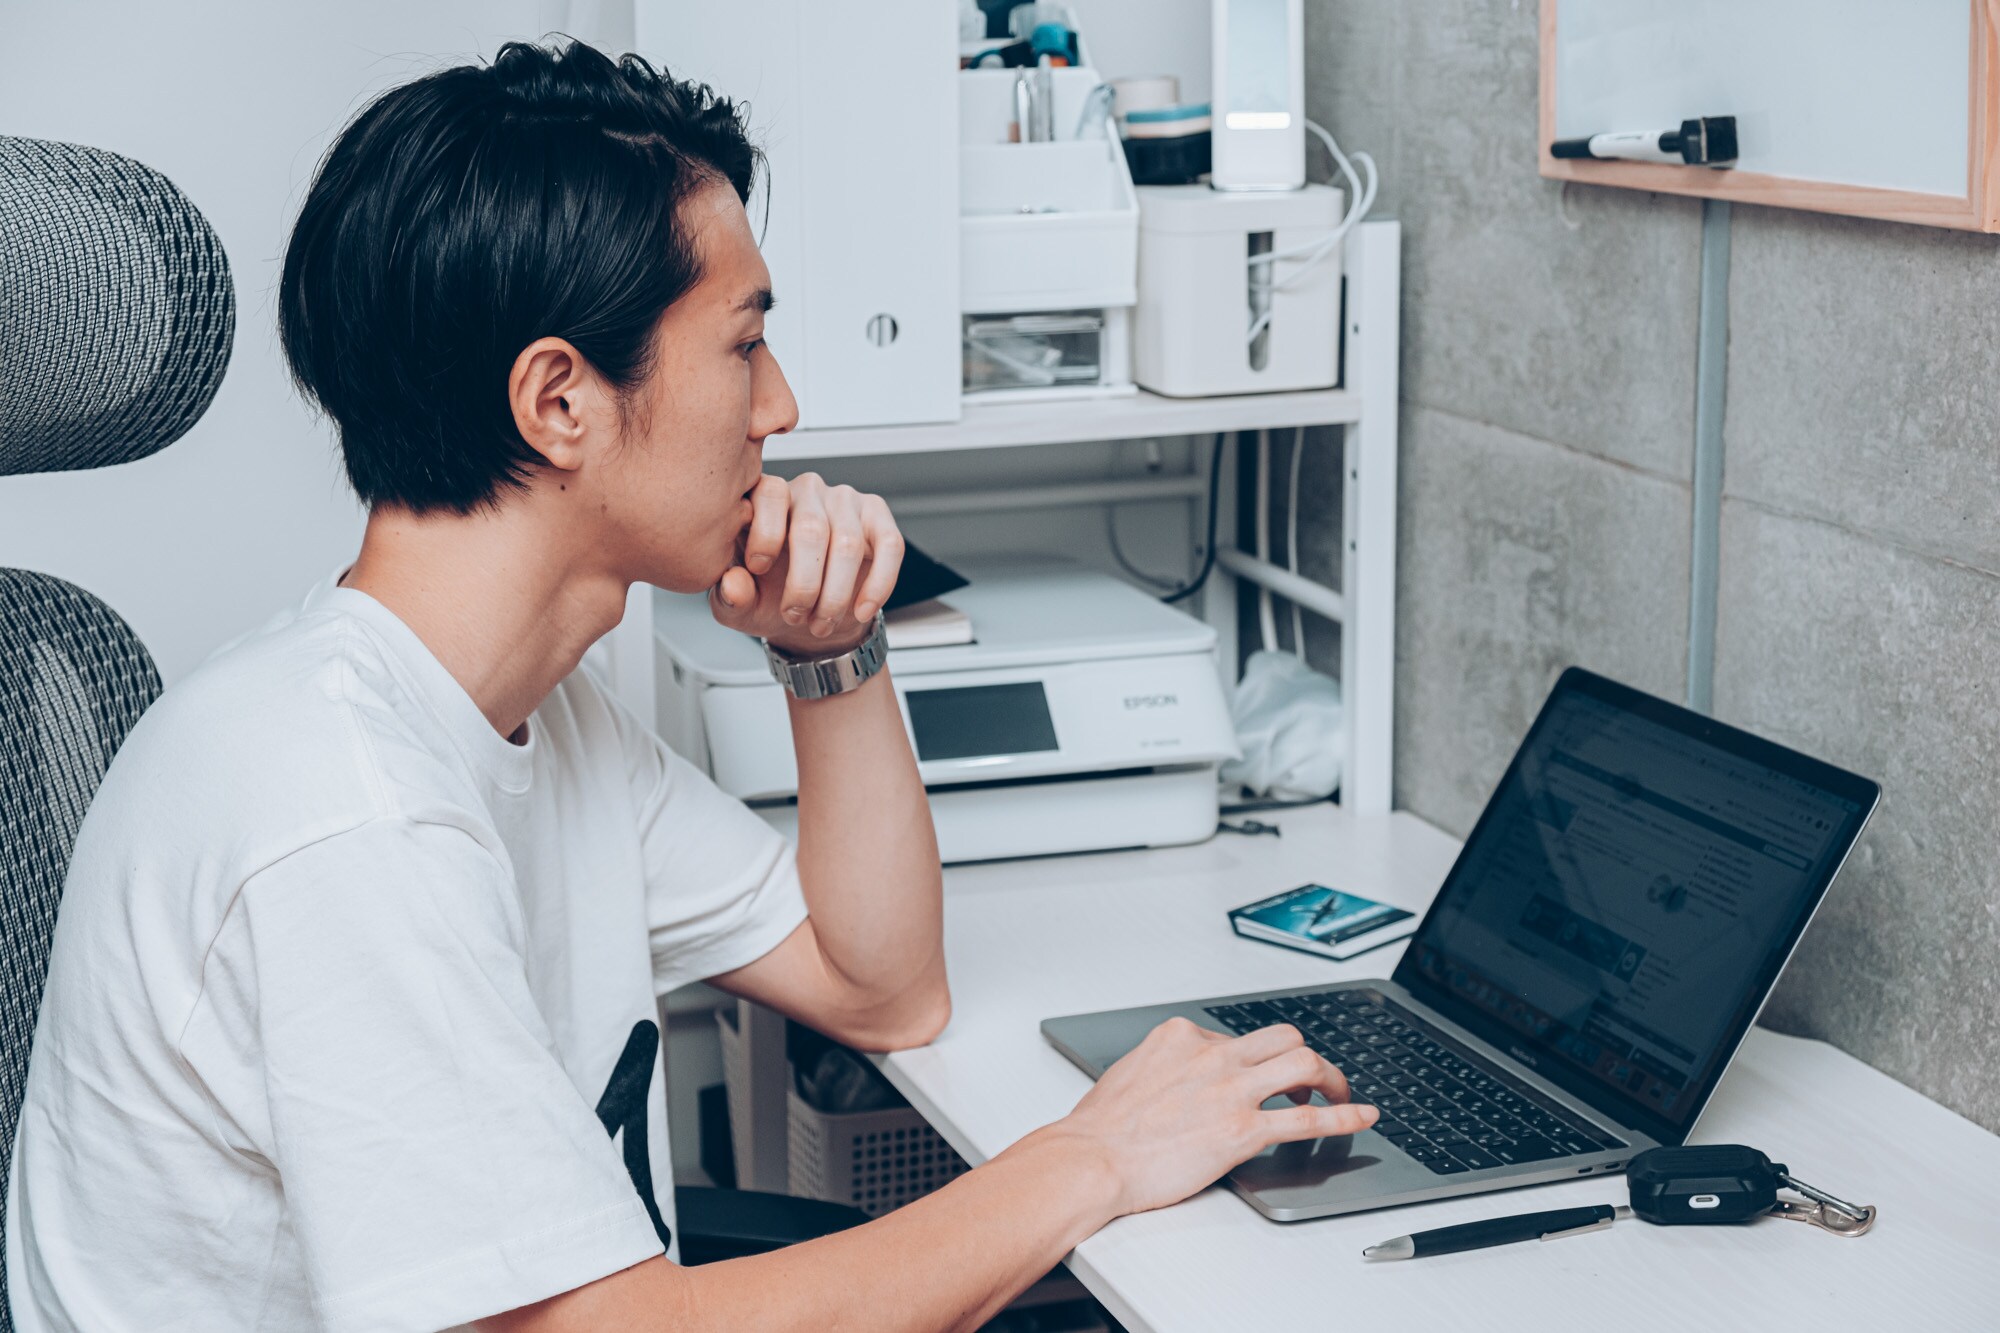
(761, 613, 890, 700)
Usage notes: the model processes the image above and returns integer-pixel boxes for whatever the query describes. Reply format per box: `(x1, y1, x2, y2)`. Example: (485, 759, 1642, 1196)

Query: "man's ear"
(508, 337, 604, 473)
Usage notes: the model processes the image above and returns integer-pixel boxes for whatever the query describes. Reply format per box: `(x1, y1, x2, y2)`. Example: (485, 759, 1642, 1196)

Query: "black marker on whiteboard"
(1552, 115, 1738, 167)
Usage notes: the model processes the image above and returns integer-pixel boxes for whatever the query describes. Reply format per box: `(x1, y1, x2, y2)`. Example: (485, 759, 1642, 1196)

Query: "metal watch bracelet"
(761, 613, 889, 700)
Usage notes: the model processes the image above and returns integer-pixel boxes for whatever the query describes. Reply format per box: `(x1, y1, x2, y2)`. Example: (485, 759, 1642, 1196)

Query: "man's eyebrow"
(737, 288, 776, 314)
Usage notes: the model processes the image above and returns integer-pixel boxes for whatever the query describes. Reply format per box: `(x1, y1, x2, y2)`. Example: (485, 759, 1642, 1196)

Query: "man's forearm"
(482, 1123, 1119, 1333)
(786, 664, 947, 1043)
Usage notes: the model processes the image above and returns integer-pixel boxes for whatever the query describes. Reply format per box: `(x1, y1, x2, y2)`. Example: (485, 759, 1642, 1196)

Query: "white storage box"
(960, 139, 1138, 314)
(956, 66, 1138, 402)
(659, 0, 961, 430)
(1134, 183, 1343, 397)
(961, 306, 1133, 403)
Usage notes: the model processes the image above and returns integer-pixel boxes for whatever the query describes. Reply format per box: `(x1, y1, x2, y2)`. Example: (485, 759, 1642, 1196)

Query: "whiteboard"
(1554, 0, 1972, 197)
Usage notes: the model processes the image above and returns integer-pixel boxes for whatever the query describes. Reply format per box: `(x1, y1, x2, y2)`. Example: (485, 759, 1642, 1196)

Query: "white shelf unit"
(755, 218, 1401, 816)
(600, 221, 1399, 814)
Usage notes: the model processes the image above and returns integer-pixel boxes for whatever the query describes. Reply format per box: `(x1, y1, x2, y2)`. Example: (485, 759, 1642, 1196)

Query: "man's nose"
(753, 347, 800, 441)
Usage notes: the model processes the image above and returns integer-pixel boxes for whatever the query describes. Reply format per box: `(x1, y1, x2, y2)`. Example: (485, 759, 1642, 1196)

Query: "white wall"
(0, 1, 618, 686)
(1073, 0, 1211, 103)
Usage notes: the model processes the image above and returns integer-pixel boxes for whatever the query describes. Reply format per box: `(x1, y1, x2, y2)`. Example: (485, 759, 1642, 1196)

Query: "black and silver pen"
(1362, 1203, 1629, 1260)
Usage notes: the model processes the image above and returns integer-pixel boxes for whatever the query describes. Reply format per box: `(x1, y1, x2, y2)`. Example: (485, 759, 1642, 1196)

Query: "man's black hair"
(279, 39, 759, 513)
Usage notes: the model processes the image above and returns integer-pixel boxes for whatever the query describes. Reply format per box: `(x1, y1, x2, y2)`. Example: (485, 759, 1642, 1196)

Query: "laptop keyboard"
(1204, 990, 1627, 1175)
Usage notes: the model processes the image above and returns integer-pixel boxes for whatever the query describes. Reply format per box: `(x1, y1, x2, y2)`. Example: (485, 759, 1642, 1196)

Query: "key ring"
(1770, 1198, 1877, 1235)
(1778, 1171, 1873, 1224)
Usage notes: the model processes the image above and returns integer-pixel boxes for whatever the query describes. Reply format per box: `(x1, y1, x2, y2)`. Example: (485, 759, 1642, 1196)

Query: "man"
(6, 40, 1374, 1332)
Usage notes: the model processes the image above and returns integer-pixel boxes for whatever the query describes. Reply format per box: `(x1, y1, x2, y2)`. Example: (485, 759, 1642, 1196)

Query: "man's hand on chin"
(697, 468, 946, 1056)
(709, 472, 904, 656)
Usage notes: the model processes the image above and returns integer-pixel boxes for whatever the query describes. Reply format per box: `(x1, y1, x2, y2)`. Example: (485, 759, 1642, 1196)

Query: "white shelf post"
(1340, 220, 1400, 814)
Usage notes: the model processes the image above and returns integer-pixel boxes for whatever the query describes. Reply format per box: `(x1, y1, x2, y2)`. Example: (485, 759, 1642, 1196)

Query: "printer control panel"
(904, 681, 1060, 764)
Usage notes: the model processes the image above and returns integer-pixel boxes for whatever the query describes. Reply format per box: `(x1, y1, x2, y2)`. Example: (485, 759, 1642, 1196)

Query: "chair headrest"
(0, 136, 235, 477)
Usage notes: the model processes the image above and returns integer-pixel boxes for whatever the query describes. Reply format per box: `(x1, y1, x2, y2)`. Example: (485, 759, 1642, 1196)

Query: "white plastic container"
(959, 140, 1138, 314)
(955, 67, 1137, 400)
(1134, 183, 1343, 397)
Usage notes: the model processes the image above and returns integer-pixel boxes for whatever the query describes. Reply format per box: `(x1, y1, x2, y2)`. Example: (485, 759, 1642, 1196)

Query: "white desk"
(876, 805, 2000, 1331)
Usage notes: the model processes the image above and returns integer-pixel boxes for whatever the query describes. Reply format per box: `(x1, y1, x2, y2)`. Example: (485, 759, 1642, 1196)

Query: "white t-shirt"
(5, 574, 808, 1332)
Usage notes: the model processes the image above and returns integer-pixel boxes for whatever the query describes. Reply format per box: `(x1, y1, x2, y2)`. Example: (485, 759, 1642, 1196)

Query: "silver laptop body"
(1042, 669, 1879, 1222)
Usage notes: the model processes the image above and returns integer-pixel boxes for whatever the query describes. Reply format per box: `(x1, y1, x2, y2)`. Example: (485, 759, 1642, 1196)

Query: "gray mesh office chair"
(0, 134, 234, 1332)
(0, 135, 861, 1323)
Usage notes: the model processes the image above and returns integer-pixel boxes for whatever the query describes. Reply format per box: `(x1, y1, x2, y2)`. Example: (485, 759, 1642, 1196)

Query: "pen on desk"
(1362, 1203, 1629, 1260)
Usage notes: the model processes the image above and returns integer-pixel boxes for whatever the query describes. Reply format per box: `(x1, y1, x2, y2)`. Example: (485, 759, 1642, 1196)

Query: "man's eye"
(739, 339, 764, 360)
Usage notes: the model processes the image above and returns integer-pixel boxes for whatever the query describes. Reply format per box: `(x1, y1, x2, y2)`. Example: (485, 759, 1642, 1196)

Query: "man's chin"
(649, 570, 726, 598)
(642, 544, 739, 597)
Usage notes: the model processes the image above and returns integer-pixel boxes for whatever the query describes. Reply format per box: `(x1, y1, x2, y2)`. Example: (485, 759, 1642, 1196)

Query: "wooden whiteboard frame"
(1539, 0, 2000, 232)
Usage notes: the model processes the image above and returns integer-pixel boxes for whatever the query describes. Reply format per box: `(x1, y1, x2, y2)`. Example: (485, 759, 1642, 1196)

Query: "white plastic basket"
(785, 1086, 971, 1218)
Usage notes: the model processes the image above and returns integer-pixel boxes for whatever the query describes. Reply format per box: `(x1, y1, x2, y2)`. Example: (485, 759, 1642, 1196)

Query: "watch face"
(767, 616, 887, 698)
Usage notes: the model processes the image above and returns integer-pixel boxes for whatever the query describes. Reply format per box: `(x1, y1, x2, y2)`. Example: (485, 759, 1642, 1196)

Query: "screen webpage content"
(1410, 691, 1860, 1125)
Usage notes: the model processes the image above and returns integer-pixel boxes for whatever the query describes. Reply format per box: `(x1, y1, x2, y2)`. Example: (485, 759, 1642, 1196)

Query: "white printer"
(653, 563, 1239, 863)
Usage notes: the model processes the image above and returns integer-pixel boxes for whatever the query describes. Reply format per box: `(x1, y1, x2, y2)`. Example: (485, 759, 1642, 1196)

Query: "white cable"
(1251, 120, 1376, 277)
(1271, 145, 1375, 295)
(1254, 428, 1277, 652)
(1243, 119, 1379, 343)
(1256, 154, 1375, 288)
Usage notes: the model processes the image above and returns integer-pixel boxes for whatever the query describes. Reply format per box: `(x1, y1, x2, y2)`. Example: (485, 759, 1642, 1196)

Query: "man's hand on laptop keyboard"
(1055, 1017, 1378, 1216)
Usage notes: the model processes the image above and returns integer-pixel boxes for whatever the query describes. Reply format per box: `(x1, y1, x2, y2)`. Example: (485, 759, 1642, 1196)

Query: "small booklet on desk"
(884, 598, 973, 649)
(1228, 883, 1417, 962)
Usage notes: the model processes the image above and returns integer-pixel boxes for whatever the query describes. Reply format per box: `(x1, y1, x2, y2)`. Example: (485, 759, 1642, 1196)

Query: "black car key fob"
(1626, 1145, 1784, 1225)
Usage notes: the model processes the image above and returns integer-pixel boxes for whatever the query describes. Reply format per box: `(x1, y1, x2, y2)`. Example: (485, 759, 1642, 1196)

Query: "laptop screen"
(1393, 668, 1878, 1145)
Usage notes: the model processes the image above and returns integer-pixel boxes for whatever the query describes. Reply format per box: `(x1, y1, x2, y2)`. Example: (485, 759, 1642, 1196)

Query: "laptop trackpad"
(1230, 1127, 1396, 1195)
(1232, 1093, 1361, 1182)
(1228, 1095, 1397, 1202)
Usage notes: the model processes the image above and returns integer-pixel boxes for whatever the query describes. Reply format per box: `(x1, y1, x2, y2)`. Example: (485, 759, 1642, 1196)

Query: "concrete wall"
(1302, 0, 2000, 1131)
(1716, 209, 2000, 1127)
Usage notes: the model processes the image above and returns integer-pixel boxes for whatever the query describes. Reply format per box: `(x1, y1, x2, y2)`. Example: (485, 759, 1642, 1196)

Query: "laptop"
(1041, 667, 1880, 1221)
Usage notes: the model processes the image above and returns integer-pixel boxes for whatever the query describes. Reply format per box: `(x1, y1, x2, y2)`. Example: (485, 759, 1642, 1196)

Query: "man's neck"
(340, 503, 629, 742)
